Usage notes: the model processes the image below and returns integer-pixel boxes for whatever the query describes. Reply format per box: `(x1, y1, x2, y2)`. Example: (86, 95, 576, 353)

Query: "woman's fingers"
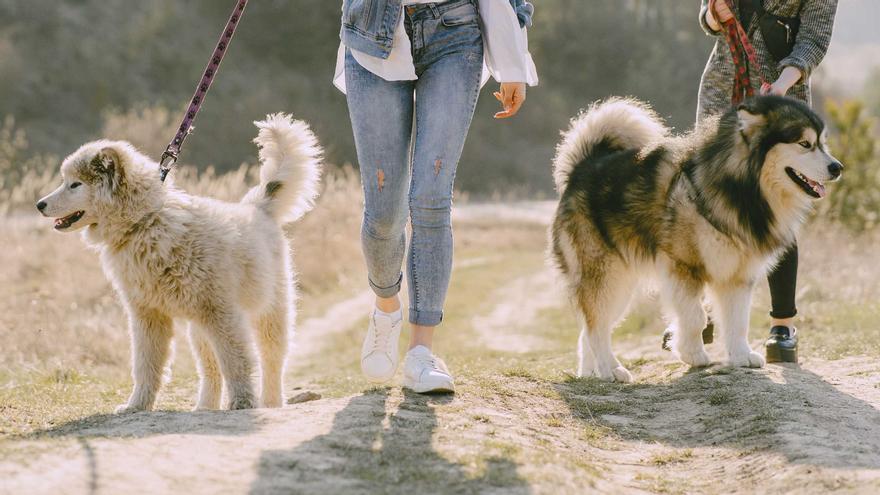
(494, 83, 526, 119)
(713, 0, 734, 22)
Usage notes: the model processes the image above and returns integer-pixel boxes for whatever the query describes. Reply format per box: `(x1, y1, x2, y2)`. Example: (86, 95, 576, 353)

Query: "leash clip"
(159, 147, 179, 183)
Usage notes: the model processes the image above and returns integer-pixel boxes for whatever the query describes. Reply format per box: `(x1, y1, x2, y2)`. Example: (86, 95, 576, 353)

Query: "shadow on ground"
(21, 409, 264, 439)
(249, 389, 531, 495)
(10, 409, 265, 495)
(557, 362, 880, 473)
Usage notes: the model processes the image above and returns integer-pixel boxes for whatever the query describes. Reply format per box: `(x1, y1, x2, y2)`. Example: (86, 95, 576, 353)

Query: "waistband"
(404, 0, 477, 21)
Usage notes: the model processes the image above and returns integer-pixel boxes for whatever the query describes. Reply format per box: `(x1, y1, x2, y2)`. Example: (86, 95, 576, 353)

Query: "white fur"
(38, 114, 322, 412)
(552, 97, 668, 193)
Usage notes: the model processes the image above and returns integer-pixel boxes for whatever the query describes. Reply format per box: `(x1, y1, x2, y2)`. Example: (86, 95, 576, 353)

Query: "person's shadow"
(249, 389, 531, 495)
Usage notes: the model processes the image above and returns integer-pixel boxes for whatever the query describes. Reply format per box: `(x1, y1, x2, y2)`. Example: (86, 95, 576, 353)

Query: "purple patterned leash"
(159, 0, 249, 182)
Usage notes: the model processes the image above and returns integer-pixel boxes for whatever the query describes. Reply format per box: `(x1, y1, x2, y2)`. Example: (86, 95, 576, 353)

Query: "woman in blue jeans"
(334, 0, 537, 393)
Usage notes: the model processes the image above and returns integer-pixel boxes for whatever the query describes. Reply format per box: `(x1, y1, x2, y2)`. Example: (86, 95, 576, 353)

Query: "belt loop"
(429, 3, 440, 18)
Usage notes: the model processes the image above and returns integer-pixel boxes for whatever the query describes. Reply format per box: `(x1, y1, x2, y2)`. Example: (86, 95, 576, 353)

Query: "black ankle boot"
(765, 326, 798, 363)
(661, 322, 715, 351)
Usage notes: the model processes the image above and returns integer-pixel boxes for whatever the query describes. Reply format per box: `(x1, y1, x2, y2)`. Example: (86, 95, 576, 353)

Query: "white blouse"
(333, 0, 538, 93)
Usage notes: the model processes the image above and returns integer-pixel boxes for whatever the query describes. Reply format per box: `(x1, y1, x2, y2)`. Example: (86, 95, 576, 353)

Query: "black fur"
(556, 95, 827, 263)
(265, 180, 283, 198)
(561, 137, 667, 260)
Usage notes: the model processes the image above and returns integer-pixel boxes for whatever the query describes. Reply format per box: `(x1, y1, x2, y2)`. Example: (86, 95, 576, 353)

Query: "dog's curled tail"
(552, 97, 668, 194)
(244, 113, 323, 223)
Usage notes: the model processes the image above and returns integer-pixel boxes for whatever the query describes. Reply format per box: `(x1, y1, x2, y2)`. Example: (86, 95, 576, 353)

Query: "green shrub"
(822, 100, 880, 232)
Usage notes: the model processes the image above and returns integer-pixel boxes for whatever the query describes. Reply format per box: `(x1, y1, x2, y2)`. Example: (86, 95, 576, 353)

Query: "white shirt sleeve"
(479, 0, 538, 86)
(334, 0, 538, 94)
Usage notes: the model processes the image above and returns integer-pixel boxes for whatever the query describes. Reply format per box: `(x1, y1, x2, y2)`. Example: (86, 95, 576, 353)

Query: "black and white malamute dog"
(550, 96, 842, 382)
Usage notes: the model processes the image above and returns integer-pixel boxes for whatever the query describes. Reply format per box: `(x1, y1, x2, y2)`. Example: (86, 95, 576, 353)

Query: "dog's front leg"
(660, 273, 710, 368)
(116, 307, 173, 413)
(710, 283, 765, 368)
(577, 326, 599, 378)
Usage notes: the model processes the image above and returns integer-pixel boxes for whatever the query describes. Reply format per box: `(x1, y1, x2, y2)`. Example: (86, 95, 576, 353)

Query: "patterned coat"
(696, 0, 838, 122)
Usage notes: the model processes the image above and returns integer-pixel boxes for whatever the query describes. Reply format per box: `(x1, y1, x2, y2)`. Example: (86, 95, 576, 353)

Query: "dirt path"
(471, 269, 564, 353)
(3, 203, 879, 494)
(290, 289, 374, 362)
(3, 352, 879, 494)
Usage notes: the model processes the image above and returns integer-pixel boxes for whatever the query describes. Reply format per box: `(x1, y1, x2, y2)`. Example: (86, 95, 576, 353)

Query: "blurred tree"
(823, 100, 880, 231)
(0, 0, 714, 195)
(865, 68, 880, 119)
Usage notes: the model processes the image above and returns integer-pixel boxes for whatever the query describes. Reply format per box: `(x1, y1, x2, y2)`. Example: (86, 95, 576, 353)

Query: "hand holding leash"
(760, 66, 803, 96)
(705, 0, 734, 31)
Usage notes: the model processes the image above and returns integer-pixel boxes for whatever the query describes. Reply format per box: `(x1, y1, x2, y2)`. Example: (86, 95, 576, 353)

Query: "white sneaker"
(403, 345, 455, 394)
(361, 310, 403, 382)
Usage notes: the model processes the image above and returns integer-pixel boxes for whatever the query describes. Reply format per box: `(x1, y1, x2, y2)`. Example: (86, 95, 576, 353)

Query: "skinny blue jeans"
(344, 0, 483, 326)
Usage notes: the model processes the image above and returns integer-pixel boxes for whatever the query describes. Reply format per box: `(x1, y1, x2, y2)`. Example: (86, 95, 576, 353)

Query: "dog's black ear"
(90, 147, 124, 187)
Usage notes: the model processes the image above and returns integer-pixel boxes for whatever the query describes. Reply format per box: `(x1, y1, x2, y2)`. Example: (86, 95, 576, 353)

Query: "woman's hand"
(494, 82, 526, 119)
(705, 0, 734, 31)
(761, 66, 803, 96)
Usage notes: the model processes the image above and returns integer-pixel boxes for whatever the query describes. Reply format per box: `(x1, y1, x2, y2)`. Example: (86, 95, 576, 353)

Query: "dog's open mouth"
(785, 167, 826, 199)
(54, 210, 85, 230)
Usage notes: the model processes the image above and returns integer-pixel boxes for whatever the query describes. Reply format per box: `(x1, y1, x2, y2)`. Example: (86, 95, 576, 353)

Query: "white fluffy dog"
(37, 114, 321, 412)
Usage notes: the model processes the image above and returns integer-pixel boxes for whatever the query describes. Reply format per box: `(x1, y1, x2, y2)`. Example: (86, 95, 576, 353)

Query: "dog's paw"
(114, 403, 145, 414)
(611, 366, 634, 383)
(594, 366, 633, 383)
(228, 395, 257, 410)
(729, 350, 765, 368)
(677, 347, 712, 368)
(261, 397, 283, 409)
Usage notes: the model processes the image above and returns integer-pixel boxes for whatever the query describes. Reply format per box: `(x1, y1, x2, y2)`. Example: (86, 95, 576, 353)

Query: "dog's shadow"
(19, 408, 264, 495)
(556, 362, 880, 472)
(247, 389, 532, 495)
(23, 408, 264, 439)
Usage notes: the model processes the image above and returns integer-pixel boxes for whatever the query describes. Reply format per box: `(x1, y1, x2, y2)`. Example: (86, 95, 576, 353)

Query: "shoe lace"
(415, 354, 446, 374)
(371, 316, 392, 351)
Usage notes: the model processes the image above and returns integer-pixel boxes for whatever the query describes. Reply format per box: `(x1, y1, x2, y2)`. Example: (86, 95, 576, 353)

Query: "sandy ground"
(3, 265, 880, 494)
(3, 203, 880, 494)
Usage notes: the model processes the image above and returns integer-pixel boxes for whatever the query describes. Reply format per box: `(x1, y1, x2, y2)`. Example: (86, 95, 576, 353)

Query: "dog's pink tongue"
(815, 183, 827, 198)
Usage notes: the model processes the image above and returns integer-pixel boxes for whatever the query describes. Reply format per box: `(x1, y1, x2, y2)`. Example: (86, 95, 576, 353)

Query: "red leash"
(159, 0, 249, 182)
(717, 0, 770, 105)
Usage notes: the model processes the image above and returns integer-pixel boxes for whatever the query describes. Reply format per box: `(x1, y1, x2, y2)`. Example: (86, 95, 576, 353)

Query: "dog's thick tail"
(242, 113, 322, 223)
(552, 98, 668, 194)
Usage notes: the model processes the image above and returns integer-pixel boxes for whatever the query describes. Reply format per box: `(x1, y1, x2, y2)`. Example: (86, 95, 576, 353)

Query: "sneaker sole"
(766, 345, 798, 363)
(403, 377, 455, 394)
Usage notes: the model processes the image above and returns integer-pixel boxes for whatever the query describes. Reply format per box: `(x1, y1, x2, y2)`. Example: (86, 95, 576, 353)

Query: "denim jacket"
(340, 0, 534, 59)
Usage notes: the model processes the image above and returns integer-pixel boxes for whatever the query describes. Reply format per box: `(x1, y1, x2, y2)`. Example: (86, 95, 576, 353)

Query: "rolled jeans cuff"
(409, 308, 443, 327)
(369, 272, 403, 299)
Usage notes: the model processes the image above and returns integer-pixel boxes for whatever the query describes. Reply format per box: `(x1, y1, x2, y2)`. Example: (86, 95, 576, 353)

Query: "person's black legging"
(768, 243, 798, 319)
